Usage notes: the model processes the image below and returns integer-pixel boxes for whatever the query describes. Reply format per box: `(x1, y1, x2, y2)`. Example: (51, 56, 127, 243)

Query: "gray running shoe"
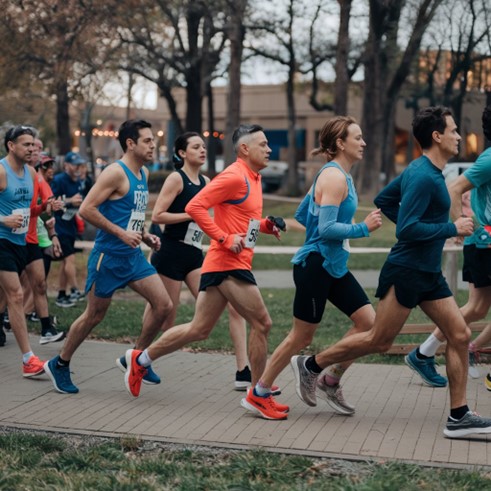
(290, 355, 318, 407)
(317, 376, 355, 415)
(444, 411, 491, 438)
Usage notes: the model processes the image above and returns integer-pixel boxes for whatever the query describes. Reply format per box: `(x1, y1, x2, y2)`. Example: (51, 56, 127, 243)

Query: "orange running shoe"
(272, 396, 289, 413)
(23, 355, 45, 378)
(240, 388, 288, 420)
(124, 349, 147, 397)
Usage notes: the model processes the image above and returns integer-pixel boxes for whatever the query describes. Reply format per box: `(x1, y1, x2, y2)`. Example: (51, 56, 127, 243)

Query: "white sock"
(22, 351, 34, 364)
(419, 334, 444, 357)
(137, 349, 152, 367)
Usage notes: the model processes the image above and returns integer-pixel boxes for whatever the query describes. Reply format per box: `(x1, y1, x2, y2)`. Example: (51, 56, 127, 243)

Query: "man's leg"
(129, 274, 173, 349)
(0, 270, 44, 377)
(45, 287, 112, 394)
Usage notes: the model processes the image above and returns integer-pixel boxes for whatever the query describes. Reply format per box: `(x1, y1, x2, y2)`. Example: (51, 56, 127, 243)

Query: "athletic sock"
(254, 380, 271, 397)
(415, 347, 432, 360)
(58, 290, 66, 299)
(0, 312, 4, 326)
(56, 356, 70, 368)
(22, 351, 34, 364)
(137, 349, 152, 367)
(419, 333, 444, 357)
(305, 355, 323, 374)
(323, 364, 346, 386)
(449, 405, 470, 421)
(40, 317, 51, 335)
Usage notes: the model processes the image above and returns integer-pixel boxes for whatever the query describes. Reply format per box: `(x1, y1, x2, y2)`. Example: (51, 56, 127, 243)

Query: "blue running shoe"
(116, 355, 161, 385)
(44, 356, 79, 394)
(405, 348, 447, 387)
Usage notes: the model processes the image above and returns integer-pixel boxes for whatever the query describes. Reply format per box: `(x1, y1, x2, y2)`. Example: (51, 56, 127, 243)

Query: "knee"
(470, 304, 489, 322)
(189, 322, 212, 342)
(9, 289, 24, 307)
(33, 279, 47, 295)
(253, 313, 272, 337)
(366, 331, 393, 354)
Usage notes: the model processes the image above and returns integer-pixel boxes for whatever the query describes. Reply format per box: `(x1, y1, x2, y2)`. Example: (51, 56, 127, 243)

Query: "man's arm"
(448, 175, 474, 221)
(374, 175, 402, 224)
(79, 163, 142, 248)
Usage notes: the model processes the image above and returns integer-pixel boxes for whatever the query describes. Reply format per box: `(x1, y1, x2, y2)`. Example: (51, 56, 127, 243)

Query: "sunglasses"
(5, 125, 36, 144)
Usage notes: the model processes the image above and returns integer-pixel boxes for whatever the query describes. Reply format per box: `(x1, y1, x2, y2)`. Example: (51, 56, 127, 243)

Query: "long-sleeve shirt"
(374, 155, 457, 273)
(185, 158, 264, 273)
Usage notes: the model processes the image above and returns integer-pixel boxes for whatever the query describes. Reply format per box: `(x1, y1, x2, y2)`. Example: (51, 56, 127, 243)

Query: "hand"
(49, 196, 65, 212)
(363, 209, 383, 232)
(70, 193, 83, 207)
(121, 230, 143, 248)
(454, 216, 474, 236)
(266, 216, 287, 240)
(51, 236, 62, 258)
(3, 213, 24, 229)
(229, 234, 245, 254)
(143, 233, 161, 251)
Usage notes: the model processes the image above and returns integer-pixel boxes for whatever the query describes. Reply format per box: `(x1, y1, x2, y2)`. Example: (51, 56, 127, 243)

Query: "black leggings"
(293, 253, 370, 324)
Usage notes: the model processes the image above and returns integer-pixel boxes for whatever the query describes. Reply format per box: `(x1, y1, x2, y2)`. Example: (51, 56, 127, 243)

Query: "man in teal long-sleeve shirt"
(291, 106, 491, 439)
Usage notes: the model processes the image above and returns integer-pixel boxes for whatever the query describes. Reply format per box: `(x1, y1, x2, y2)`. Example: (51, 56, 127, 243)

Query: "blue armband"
(318, 205, 369, 240)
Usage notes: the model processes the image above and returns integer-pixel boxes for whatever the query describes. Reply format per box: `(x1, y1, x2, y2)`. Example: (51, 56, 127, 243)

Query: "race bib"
(12, 208, 30, 234)
(126, 210, 145, 232)
(342, 238, 350, 253)
(183, 221, 204, 249)
(245, 219, 260, 249)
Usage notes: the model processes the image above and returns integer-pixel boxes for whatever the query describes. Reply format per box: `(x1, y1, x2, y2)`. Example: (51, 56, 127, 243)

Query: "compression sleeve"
(318, 205, 369, 240)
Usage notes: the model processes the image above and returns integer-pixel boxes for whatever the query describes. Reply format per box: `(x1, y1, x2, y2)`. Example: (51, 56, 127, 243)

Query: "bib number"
(183, 221, 204, 249)
(245, 219, 260, 249)
(342, 239, 350, 253)
(127, 211, 145, 232)
(61, 208, 77, 221)
(12, 208, 30, 234)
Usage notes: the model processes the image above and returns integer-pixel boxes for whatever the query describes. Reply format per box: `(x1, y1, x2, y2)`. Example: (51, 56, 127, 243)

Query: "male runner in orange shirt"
(123, 124, 288, 417)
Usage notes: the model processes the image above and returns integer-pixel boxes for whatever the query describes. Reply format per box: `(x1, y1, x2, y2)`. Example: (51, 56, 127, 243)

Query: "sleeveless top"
(163, 169, 206, 241)
(292, 162, 360, 278)
(0, 158, 33, 245)
(95, 160, 148, 256)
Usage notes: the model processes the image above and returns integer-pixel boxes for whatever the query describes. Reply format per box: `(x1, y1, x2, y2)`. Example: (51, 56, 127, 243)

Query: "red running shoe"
(240, 388, 288, 420)
(23, 355, 45, 378)
(124, 349, 147, 397)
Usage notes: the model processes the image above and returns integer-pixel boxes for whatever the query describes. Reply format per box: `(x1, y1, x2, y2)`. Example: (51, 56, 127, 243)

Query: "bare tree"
(356, 0, 443, 196)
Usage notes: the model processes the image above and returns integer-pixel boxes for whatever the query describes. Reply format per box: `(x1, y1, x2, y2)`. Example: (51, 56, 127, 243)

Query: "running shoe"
(116, 355, 161, 385)
(39, 328, 65, 345)
(317, 376, 355, 415)
(23, 355, 46, 378)
(0, 327, 5, 347)
(26, 312, 40, 322)
(485, 373, 491, 392)
(69, 289, 85, 302)
(124, 349, 147, 397)
(44, 356, 79, 393)
(234, 365, 251, 391)
(55, 296, 75, 308)
(404, 348, 447, 387)
(240, 388, 288, 420)
(444, 411, 491, 438)
(290, 355, 318, 406)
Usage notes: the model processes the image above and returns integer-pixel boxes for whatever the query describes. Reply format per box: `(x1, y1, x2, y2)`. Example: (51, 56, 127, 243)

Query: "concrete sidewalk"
(1, 334, 490, 468)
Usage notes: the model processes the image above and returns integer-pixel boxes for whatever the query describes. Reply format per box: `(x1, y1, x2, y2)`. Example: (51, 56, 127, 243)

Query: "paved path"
(1, 334, 490, 468)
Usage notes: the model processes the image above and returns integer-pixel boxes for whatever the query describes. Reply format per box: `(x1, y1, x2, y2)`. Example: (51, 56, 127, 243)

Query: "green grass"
(1, 431, 490, 490)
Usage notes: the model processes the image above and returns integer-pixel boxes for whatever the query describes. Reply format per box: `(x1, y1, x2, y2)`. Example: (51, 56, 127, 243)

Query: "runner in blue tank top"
(0, 125, 48, 377)
(45, 120, 173, 395)
(242, 116, 382, 420)
(291, 106, 491, 439)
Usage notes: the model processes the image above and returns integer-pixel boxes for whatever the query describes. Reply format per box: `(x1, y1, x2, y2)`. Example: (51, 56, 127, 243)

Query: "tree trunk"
(224, 1, 246, 166)
(206, 81, 216, 175)
(333, 0, 352, 115)
(56, 78, 71, 155)
(285, 73, 300, 196)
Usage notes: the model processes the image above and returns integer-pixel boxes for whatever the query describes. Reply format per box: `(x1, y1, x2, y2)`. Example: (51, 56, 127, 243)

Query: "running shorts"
(462, 244, 491, 288)
(199, 269, 257, 292)
(85, 248, 157, 298)
(376, 261, 452, 309)
(0, 239, 27, 274)
(293, 252, 370, 323)
(151, 236, 203, 281)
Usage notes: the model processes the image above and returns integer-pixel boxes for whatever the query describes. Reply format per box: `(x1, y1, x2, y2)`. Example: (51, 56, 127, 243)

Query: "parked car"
(260, 161, 289, 192)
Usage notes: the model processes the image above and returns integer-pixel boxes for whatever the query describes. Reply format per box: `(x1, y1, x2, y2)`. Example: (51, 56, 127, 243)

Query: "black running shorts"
(376, 261, 452, 309)
(0, 239, 28, 273)
(26, 242, 44, 265)
(199, 269, 257, 292)
(293, 252, 370, 324)
(462, 244, 491, 288)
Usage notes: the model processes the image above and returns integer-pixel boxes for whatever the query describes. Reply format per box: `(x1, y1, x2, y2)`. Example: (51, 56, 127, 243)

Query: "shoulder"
(317, 166, 347, 186)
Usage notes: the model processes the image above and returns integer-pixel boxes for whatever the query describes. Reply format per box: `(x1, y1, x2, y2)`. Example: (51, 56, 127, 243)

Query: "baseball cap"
(65, 151, 86, 165)
(36, 154, 55, 169)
